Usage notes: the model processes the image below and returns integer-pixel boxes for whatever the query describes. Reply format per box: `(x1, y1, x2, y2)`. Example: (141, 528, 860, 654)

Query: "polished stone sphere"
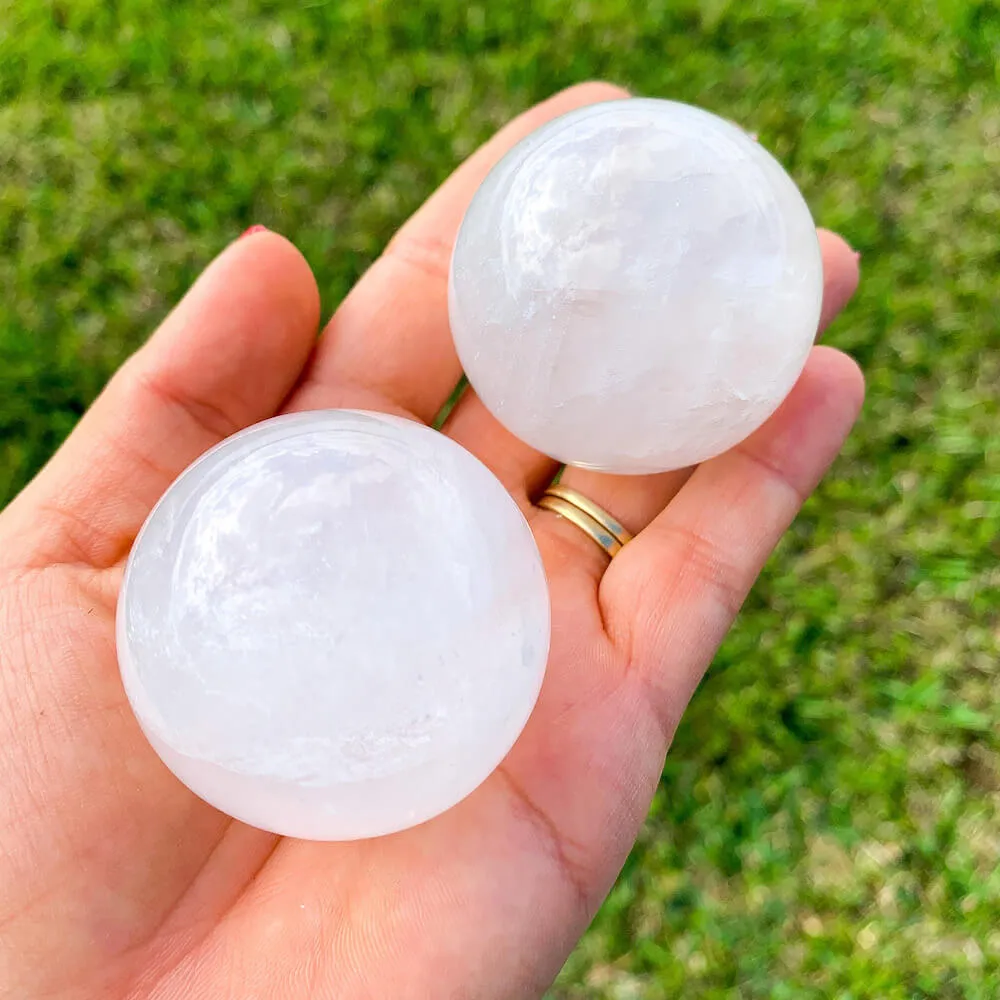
(117, 411, 550, 840)
(449, 98, 824, 474)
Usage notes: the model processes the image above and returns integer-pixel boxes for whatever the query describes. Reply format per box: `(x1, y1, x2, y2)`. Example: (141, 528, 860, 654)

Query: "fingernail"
(854, 250, 862, 262)
(238, 225, 269, 240)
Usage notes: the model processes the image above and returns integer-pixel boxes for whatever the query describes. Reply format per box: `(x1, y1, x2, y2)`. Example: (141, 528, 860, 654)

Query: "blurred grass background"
(2, 0, 999, 996)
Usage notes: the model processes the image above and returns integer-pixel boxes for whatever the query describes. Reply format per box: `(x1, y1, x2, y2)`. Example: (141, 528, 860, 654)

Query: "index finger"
(287, 82, 630, 421)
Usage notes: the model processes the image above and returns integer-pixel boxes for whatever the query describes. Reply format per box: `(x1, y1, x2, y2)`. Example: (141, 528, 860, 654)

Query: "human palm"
(0, 84, 863, 1000)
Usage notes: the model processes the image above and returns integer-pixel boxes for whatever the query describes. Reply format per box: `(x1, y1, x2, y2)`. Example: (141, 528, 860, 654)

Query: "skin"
(0, 83, 863, 1000)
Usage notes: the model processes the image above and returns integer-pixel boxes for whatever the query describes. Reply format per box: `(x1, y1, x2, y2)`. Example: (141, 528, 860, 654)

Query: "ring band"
(537, 484, 633, 559)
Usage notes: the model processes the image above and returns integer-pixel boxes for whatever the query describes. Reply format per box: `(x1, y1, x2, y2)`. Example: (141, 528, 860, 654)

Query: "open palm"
(0, 84, 863, 1000)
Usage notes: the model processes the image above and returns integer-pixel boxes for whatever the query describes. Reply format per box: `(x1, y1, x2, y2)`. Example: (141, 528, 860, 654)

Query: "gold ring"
(537, 484, 633, 559)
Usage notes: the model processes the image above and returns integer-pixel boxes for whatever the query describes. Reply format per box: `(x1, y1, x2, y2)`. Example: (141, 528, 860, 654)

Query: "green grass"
(2, 1, 999, 995)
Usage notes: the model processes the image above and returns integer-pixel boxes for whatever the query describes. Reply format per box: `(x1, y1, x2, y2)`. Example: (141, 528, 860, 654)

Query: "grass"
(2, 0, 999, 995)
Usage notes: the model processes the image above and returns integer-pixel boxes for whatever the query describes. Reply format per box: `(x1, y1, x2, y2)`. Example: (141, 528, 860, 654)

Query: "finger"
(449, 228, 860, 519)
(3, 231, 320, 570)
(548, 231, 861, 535)
(817, 229, 861, 332)
(602, 346, 865, 734)
(287, 82, 630, 421)
(442, 389, 561, 508)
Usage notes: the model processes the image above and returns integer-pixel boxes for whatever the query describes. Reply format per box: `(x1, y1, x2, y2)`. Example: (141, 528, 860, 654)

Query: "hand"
(0, 83, 862, 1000)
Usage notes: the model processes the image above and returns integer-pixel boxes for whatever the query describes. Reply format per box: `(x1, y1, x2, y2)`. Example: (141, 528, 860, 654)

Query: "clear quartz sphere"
(117, 410, 550, 841)
(449, 98, 824, 474)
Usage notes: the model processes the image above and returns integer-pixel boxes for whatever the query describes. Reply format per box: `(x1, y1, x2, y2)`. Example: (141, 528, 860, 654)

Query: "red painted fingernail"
(238, 225, 269, 240)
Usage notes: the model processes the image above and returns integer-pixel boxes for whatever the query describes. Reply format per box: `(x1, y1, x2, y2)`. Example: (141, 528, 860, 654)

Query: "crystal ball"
(449, 98, 824, 474)
(117, 411, 550, 841)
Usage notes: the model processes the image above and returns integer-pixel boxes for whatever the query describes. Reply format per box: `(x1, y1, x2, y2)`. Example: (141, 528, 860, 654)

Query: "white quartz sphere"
(449, 98, 824, 474)
(117, 410, 549, 841)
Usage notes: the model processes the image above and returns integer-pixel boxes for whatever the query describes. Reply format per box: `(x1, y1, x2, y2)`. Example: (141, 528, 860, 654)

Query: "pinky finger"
(601, 346, 865, 738)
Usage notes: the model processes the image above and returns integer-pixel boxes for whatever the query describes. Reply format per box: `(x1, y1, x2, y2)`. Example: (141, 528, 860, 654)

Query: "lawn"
(2, 1, 999, 996)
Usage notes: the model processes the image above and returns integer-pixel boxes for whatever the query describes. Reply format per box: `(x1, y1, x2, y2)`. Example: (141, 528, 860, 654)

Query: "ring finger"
(528, 230, 861, 568)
